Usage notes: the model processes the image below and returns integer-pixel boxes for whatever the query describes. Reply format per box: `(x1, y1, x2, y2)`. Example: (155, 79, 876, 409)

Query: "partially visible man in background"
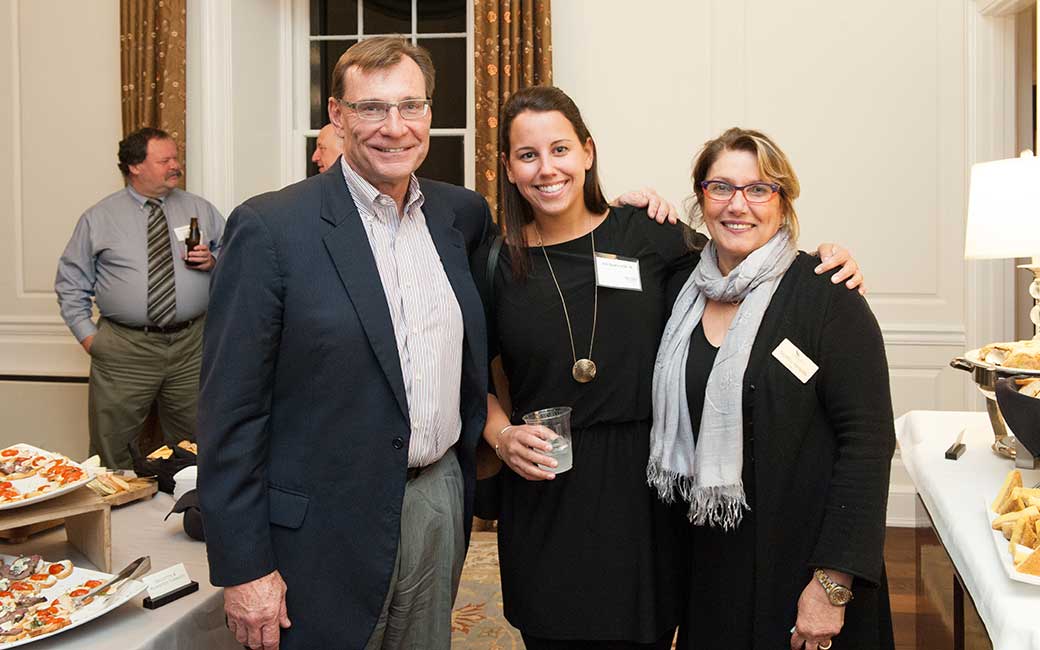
(55, 127, 225, 469)
(311, 123, 345, 173)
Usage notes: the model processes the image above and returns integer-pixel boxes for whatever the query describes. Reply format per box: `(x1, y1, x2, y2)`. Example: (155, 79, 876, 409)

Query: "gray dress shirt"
(55, 186, 226, 341)
(341, 159, 464, 468)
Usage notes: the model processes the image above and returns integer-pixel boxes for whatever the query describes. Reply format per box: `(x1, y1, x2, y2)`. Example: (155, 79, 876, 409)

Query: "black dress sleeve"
(664, 228, 703, 304)
(807, 280, 896, 586)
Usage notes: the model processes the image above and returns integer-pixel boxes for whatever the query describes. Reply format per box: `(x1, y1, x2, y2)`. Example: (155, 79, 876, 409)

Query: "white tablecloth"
(896, 410, 1040, 650)
(1, 491, 237, 650)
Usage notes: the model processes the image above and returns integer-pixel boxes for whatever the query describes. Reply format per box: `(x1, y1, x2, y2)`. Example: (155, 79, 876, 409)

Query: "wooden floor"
(885, 527, 992, 650)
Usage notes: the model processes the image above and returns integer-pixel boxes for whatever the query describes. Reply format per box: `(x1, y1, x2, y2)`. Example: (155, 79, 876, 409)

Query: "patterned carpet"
(451, 531, 525, 649)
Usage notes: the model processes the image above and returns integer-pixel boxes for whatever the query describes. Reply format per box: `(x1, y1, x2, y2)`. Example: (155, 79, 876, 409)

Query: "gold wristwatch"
(814, 568, 854, 606)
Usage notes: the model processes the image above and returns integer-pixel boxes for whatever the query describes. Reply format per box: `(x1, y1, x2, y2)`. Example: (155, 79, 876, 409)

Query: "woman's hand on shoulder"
(496, 425, 559, 482)
(814, 243, 865, 295)
(790, 575, 846, 649)
(611, 187, 677, 224)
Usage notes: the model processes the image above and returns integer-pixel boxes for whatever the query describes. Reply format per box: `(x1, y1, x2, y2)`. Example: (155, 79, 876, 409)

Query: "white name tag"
(142, 563, 192, 600)
(771, 338, 818, 384)
(594, 253, 642, 291)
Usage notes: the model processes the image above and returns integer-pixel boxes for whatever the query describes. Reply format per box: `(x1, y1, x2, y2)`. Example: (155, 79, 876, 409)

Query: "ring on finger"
(819, 640, 832, 650)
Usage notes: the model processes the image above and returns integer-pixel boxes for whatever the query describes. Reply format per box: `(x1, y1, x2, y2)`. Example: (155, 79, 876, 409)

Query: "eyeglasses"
(337, 98, 432, 121)
(699, 180, 780, 203)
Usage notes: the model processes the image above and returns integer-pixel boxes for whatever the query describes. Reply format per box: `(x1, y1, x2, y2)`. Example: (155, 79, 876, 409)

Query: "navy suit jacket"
(197, 165, 493, 649)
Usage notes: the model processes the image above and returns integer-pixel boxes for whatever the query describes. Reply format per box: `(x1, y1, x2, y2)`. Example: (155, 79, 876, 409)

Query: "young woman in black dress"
(472, 87, 863, 649)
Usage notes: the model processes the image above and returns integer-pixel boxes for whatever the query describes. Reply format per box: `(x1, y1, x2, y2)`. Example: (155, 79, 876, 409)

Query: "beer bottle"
(184, 217, 201, 266)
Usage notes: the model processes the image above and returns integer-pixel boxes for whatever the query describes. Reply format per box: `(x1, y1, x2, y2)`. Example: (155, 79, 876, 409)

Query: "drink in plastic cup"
(522, 407, 573, 474)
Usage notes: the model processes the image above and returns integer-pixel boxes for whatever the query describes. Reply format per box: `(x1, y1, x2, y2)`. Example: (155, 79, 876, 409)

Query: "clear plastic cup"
(522, 407, 573, 474)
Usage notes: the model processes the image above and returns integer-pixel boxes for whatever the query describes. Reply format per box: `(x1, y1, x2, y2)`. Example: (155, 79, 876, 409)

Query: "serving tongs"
(73, 555, 151, 608)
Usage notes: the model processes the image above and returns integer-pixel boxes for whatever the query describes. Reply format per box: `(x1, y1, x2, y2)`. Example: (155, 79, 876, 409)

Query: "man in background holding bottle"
(55, 127, 226, 469)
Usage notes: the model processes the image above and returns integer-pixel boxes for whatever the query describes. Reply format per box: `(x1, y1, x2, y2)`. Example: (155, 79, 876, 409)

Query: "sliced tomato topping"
(0, 449, 18, 457)
(11, 582, 34, 592)
(83, 580, 102, 588)
(29, 574, 50, 582)
(47, 563, 65, 575)
(68, 588, 88, 597)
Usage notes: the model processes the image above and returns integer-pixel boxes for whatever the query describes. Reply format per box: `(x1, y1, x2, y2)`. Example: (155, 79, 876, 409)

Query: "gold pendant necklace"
(536, 224, 598, 383)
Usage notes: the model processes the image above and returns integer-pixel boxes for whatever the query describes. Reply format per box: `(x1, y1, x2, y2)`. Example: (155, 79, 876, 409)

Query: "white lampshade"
(964, 153, 1040, 259)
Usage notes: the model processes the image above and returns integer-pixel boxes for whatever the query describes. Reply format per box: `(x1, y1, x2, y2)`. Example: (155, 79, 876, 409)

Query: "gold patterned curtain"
(474, 0, 552, 221)
(120, 0, 187, 183)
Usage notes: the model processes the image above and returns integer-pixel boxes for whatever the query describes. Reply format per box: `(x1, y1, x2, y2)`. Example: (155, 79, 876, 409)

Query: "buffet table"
(897, 410, 1040, 650)
(0, 491, 237, 650)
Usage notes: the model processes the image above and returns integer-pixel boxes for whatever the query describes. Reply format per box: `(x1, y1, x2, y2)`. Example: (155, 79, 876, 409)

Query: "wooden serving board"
(0, 519, 63, 542)
(100, 477, 157, 506)
(0, 488, 111, 570)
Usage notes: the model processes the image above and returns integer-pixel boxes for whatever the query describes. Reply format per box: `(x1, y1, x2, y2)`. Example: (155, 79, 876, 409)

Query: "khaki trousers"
(365, 449, 466, 650)
(87, 317, 203, 469)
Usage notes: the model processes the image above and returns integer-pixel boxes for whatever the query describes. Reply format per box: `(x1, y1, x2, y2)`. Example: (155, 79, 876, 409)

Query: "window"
(300, 0, 472, 187)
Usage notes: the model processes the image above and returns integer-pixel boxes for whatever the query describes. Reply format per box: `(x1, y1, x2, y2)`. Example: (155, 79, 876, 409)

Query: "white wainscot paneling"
(884, 331, 972, 526)
(0, 382, 88, 461)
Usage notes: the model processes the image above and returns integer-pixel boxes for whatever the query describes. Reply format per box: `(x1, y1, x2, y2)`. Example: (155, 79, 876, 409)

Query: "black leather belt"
(110, 317, 198, 335)
(406, 466, 425, 480)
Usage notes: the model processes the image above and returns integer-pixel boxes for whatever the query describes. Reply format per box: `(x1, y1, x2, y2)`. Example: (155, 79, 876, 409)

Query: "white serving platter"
(0, 553, 146, 648)
(0, 445, 93, 512)
(986, 499, 1040, 586)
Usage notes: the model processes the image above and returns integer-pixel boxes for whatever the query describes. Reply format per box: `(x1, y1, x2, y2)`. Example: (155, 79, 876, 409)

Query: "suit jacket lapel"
(422, 195, 483, 375)
(319, 169, 410, 423)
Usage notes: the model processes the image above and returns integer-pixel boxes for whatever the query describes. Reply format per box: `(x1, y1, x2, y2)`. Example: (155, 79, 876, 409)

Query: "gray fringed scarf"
(648, 229, 796, 529)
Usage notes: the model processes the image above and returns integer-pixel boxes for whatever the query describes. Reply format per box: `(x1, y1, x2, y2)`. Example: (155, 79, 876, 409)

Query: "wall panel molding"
(881, 324, 967, 347)
(1, 0, 121, 376)
(976, 0, 1036, 17)
(8, 0, 25, 299)
(965, 6, 1019, 351)
(193, 0, 235, 217)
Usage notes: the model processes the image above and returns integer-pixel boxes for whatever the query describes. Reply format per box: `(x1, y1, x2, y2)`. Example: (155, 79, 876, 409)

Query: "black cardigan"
(680, 252, 896, 648)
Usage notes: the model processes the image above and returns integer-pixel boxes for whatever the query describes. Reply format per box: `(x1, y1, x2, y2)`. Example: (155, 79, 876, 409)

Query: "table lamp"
(965, 150, 1040, 339)
(965, 150, 1040, 466)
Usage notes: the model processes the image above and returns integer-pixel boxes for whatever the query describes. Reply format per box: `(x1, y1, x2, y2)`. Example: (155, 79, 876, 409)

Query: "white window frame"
(289, 0, 474, 189)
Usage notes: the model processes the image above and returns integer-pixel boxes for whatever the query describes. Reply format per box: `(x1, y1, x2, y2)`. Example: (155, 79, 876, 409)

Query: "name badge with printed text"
(771, 338, 819, 384)
(594, 253, 642, 291)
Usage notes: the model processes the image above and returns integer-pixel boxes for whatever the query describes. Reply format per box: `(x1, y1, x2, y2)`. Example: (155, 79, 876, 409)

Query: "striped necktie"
(146, 199, 176, 326)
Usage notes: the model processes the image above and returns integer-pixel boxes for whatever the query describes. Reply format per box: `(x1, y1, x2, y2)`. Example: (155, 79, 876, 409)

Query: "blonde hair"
(330, 37, 435, 101)
(686, 127, 800, 245)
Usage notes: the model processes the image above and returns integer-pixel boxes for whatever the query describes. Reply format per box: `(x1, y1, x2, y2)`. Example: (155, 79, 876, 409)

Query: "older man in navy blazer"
(197, 38, 493, 650)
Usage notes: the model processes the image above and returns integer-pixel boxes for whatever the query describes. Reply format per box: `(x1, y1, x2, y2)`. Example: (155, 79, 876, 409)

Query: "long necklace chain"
(535, 223, 598, 383)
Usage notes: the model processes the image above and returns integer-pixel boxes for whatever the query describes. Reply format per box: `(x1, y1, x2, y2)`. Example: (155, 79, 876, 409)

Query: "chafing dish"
(951, 349, 1040, 463)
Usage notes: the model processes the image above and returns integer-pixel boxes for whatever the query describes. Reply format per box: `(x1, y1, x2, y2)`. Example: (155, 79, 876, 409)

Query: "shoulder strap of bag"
(484, 235, 504, 326)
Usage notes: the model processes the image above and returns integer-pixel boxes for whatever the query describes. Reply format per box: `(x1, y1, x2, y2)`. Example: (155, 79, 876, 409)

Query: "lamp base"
(1018, 261, 1040, 340)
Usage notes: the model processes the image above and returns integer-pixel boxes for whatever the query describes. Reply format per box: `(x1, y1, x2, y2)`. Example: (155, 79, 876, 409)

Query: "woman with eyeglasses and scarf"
(649, 127, 895, 650)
